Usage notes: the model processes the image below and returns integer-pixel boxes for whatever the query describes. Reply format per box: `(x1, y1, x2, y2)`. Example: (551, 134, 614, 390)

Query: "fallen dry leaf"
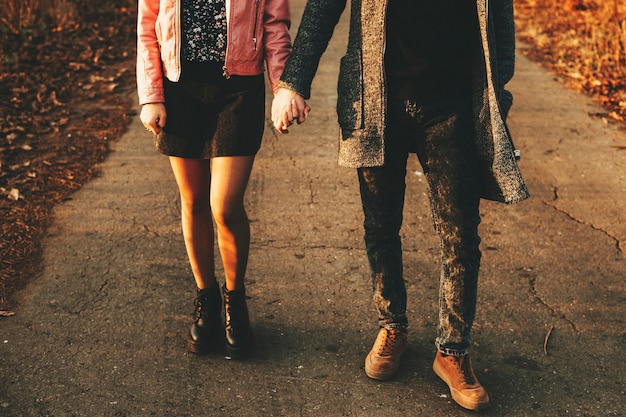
(8, 189, 21, 201)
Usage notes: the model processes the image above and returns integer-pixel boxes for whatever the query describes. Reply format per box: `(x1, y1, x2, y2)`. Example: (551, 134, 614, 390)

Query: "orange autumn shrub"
(515, 0, 626, 122)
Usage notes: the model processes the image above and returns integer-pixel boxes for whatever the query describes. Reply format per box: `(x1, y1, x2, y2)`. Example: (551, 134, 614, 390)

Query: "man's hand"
(140, 103, 167, 135)
(271, 88, 310, 134)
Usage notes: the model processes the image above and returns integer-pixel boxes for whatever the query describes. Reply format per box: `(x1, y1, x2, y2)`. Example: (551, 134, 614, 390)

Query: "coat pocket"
(337, 50, 364, 136)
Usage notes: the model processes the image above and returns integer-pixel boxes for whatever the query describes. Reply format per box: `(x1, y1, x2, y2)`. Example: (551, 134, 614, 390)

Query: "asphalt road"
(1, 1, 625, 416)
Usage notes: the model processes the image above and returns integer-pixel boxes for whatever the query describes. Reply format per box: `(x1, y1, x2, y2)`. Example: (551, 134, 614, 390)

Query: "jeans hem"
(436, 343, 468, 357)
(381, 322, 409, 331)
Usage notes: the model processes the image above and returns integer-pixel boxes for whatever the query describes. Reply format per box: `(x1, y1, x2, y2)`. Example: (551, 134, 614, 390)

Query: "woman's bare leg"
(209, 156, 255, 291)
(169, 157, 216, 290)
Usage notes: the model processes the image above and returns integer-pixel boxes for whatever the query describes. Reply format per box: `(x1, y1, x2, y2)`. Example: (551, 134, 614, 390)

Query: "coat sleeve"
(490, 0, 515, 119)
(278, 0, 347, 99)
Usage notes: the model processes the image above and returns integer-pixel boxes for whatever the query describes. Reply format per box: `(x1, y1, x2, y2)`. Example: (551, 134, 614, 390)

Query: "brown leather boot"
(364, 327, 408, 380)
(433, 351, 490, 410)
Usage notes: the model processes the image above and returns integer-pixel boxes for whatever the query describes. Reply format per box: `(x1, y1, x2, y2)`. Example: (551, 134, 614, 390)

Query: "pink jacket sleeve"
(136, 0, 165, 105)
(263, 0, 292, 94)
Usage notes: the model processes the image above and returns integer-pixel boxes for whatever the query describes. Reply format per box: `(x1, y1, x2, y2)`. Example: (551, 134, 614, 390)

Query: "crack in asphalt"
(547, 187, 623, 254)
(64, 274, 110, 315)
(528, 273, 579, 334)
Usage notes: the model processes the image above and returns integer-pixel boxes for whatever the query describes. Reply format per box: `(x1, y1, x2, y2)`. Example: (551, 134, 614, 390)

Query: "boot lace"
(192, 297, 207, 320)
(193, 288, 220, 320)
(224, 291, 250, 327)
(378, 329, 403, 356)
(455, 355, 477, 384)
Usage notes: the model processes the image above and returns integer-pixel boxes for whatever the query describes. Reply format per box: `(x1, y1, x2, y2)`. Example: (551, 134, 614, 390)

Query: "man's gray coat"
(278, 0, 530, 204)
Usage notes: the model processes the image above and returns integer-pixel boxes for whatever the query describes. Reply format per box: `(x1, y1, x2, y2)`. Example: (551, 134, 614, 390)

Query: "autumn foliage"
(0, 1, 137, 310)
(515, 0, 626, 122)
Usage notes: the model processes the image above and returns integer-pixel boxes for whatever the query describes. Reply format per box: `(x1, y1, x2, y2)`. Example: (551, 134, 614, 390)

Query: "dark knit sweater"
(384, 0, 475, 101)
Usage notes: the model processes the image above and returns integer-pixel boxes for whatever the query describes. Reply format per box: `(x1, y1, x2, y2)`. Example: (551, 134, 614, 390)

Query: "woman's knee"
(180, 192, 211, 216)
(211, 203, 247, 229)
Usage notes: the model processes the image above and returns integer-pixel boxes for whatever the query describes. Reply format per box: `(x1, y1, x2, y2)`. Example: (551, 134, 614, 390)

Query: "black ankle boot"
(223, 284, 252, 358)
(188, 286, 222, 354)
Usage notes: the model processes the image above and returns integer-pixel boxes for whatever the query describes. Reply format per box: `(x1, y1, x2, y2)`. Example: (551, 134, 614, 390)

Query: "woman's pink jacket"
(137, 0, 291, 105)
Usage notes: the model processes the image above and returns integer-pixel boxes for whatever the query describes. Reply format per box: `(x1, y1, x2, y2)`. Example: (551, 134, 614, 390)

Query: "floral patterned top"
(182, 0, 227, 63)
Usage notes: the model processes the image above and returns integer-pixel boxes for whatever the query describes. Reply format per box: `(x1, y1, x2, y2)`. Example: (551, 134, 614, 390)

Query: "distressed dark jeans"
(358, 98, 482, 356)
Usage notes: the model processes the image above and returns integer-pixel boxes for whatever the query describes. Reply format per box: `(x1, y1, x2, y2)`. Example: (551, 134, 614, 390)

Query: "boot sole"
(188, 339, 217, 354)
(188, 331, 222, 354)
(364, 354, 400, 380)
(225, 340, 252, 359)
(433, 359, 490, 411)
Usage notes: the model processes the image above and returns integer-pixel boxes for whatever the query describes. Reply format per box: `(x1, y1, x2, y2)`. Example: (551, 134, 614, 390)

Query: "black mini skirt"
(155, 62, 265, 158)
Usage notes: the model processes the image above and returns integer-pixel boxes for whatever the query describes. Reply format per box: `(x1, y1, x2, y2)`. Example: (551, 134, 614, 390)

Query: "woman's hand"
(140, 103, 167, 135)
(271, 88, 310, 134)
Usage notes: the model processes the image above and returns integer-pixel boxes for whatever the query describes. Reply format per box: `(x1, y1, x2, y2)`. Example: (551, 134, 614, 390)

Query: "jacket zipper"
(252, 0, 260, 51)
(222, 0, 260, 78)
(222, 0, 231, 78)
(175, 0, 182, 81)
(222, 0, 261, 79)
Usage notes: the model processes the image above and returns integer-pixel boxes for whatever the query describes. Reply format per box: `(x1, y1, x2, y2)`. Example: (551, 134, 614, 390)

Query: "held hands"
(140, 103, 167, 135)
(271, 88, 310, 133)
